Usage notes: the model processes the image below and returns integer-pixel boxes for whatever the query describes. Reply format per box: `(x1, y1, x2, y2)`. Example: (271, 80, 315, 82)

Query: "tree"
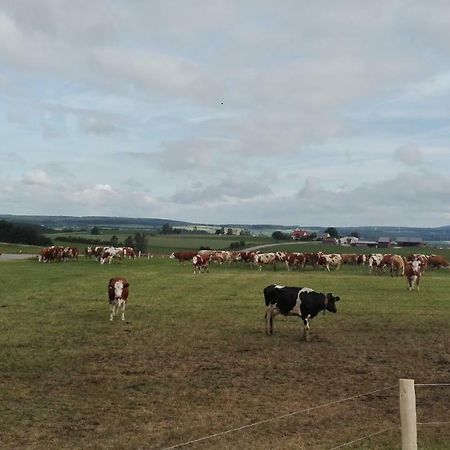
(134, 232, 148, 253)
(124, 235, 134, 247)
(91, 226, 100, 235)
(350, 231, 361, 239)
(110, 235, 119, 246)
(226, 228, 233, 236)
(272, 231, 290, 240)
(324, 227, 339, 239)
(161, 223, 173, 234)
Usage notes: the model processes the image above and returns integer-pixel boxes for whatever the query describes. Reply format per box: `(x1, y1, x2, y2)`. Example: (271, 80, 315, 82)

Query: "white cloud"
(68, 184, 120, 204)
(22, 169, 52, 187)
(394, 145, 423, 166)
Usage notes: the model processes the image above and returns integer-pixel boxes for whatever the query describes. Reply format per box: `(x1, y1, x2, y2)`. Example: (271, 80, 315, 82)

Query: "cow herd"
(38, 245, 136, 264)
(169, 249, 449, 289)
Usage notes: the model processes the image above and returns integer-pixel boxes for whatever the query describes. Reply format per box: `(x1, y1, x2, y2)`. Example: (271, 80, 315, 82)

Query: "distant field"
(44, 232, 274, 254)
(1, 257, 449, 449)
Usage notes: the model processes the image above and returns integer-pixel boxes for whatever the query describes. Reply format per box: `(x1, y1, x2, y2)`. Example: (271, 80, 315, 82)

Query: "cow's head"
(109, 279, 129, 300)
(325, 293, 340, 313)
(411, 260, 422, 274)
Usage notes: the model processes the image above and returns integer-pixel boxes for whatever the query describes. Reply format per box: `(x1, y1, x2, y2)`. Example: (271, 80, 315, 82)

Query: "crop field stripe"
(159, 386, 395, 450)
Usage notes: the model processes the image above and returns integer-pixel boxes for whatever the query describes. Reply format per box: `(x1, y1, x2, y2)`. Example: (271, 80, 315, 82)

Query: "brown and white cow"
(108, 277, 130, 321)
(404, 260, 422, 291)
(192, 254, 209, 274)
(390, 254, 405, 277)
(427, 254, 449, 269)
(318, 253, 343, 271)
(253, 252, 278, 271)
(170, 251, 197, 264)
(284, 252, 306, 271)
(368, 254, 384, 273)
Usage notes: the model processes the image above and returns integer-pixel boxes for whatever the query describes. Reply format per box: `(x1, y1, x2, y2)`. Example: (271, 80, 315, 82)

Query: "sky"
(1, 1, 450, 227)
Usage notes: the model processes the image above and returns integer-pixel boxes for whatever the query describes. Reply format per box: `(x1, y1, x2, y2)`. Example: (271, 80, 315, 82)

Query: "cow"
(108, 277, 130, 321)
(356, 254, 367, 265)
(404, 260, 422, 291)
(253, 252, 278, 271)
(390, 254, 405, 277)
(341, 253, 358, 265)
(100, 247, 123, 264)
(427, 254, 449, 269)
(264, 284, 340, 341)
(192, 254, 209, 274)
(284, 252, 306, 271)
(318, 253, 343, 271)
(169, 251, 197, 264)
(123, 247, 136, 259)
(368, 254, 384, 273)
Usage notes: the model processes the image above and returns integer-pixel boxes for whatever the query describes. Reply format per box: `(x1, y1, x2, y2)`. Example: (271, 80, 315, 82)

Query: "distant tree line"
(0, 219, 52, 246)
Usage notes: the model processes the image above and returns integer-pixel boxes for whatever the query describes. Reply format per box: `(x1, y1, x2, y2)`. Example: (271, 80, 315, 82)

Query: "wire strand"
(158, 386, 395, 450)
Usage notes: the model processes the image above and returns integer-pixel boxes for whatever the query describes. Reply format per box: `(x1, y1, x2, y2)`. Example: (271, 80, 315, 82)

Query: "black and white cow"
(264, 284, 340, 341)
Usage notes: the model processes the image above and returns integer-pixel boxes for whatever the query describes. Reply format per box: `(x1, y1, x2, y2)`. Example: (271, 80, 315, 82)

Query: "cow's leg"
(285, 261, 290, 271)
(265, 306, 278, 335)
(265, 307, 273, 335)
(110, 303, 116, 321)
(121, 302, 126, 321)
(303, 315, 311, 341)
(416, 277, 420, 292)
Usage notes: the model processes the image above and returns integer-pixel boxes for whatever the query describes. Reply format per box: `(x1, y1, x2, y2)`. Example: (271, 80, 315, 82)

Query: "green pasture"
(1, 257, 449, 449)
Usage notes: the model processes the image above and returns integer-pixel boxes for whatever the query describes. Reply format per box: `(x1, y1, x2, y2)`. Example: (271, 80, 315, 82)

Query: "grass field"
(1, 256, 450, 449)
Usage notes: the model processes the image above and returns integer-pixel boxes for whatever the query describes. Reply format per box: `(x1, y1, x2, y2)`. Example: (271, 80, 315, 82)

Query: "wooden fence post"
(399, 378, 417, 450)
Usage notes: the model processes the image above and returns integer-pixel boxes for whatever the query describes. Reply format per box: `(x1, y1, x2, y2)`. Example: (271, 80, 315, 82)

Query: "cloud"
(170, 177, 273, 204)
(394, 145, 423, 166)
(22, 169, 52, 187)
(68, 184, 120, 204)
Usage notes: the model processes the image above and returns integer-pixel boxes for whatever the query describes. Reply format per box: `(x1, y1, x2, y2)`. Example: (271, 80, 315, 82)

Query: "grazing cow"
(427, 254, 449, 269)
(341, 253, 358, 265)
(318, 253, 343, 271)
(404, 260, 422, 291)
(356, 254, 367, 265)
(100, 247, 123, 264)
(123, 247, 136, 259)
(192, 254, 209, 274)
(264, 284, 340, 341)
(390, 254, 405, 276)
(108, 277, 130, 321)
(284, 252, 306, 271)
(253, 253, 278, 271)
(169, 251, 197, 264)
(368, 254, 384, 273)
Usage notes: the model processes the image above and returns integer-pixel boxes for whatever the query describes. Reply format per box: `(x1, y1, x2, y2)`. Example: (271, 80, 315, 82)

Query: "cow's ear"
(108, 278, 114, 287)
(334, 296, 340, 302)
(124, 283, 130, 288)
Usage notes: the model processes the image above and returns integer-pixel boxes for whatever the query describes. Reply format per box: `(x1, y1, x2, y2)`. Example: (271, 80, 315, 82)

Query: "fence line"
(417, 421, 450, 426)
(158, 382, 449, 450)
(158, 386, 394, 450)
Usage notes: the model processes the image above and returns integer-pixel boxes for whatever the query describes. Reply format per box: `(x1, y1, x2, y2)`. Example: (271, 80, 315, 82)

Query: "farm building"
(291, 228, 312, 240)
(396, 237, 425, 247)
(377, 237, 392, 248)
(339, 236, 359, 246)
(354, 240, 378, 248)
